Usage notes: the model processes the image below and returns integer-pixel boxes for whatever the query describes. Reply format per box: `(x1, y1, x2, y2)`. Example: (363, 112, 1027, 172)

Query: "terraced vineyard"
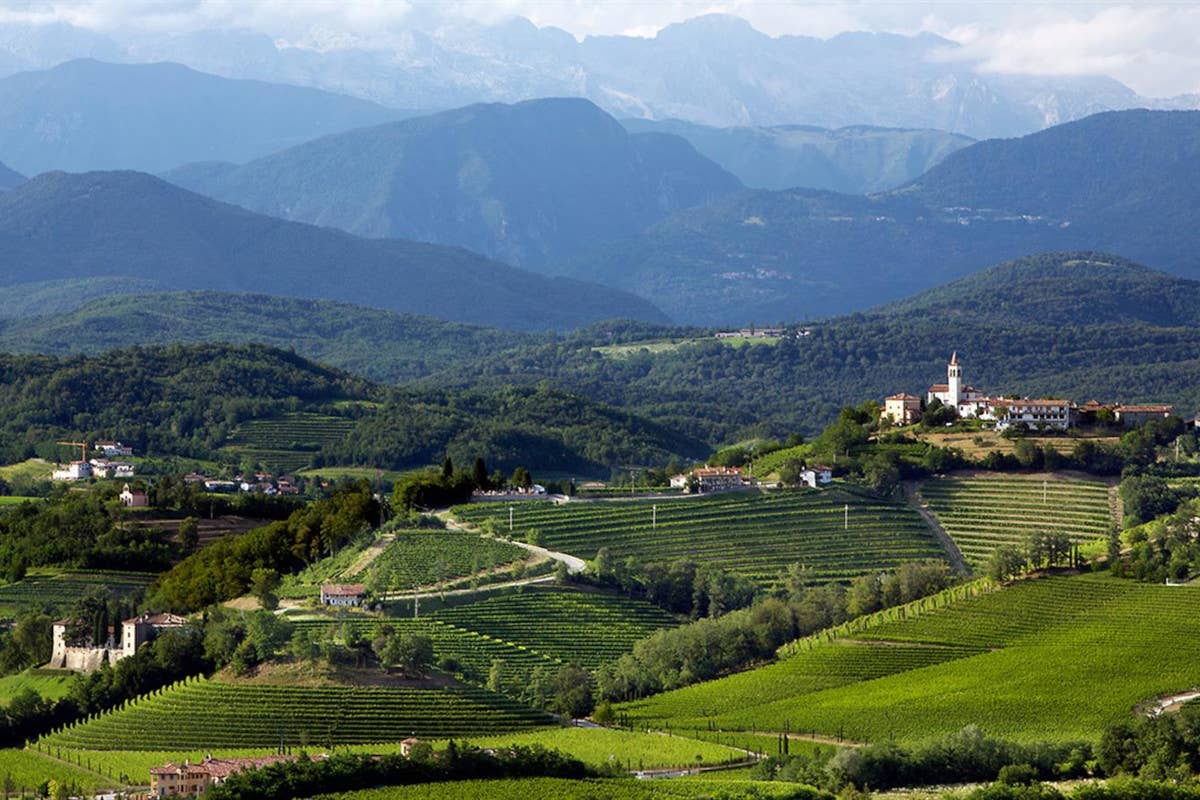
(620, 573, 1200, 744)
(362, 532, 529, 592)
(222, 412, 355, 473)
(430, 588, 681, 668)
(453, 490, 945, 586)
(0, 570, 156, 618)
(918, 475, 1113, 566)
(319, 778, 807, 800)
(40, 679, 552, 750)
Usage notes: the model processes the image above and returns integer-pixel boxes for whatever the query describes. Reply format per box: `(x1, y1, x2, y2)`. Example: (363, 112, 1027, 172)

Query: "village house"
(921, 353, 1073, 431)
(51, 461, 93, 481)
(150, 754, 297, 797)
(882, 393, 923, 426)
(1114, 404, 1175, 427)
(691, 466, 746, 493)
(94, 440, 134, 457)
(798, 465, 834, 489)
(119, 483, 149, 507)
(91, 459, 136, 479)
(320, 583, 366, 607)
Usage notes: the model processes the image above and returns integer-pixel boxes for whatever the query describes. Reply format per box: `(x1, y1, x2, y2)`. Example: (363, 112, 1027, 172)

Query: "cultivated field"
(619, 573, 1200, 744)
(222, 411, 355, 473)
(454, 490, 945, 586)
(309, 777, 810, 800)
(917, 475, 1113, 566)
(364, 531, 529, 592)
(0, 570, 156, 618)
(40, 678, 553, 750)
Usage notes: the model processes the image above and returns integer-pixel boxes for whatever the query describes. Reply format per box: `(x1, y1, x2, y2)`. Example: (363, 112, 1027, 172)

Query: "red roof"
(886, 393, 921, 401)
(1116, 404, 1173, 413)
(321, 583, 366, 596)
(151, 754, 295, 777)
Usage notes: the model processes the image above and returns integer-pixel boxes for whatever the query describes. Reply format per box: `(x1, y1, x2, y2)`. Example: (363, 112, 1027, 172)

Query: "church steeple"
(947, 352, 962, 407)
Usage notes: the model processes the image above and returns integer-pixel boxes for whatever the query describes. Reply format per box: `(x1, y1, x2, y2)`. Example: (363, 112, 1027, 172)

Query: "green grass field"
(0, 748, 115, 792)
(40, 678, 553, 751)
(454, 490, 945, 586)
(0, 570, 156, 618)
(618, 573, 1200, 745)
(465, 728, 746, 771)
(0, 460, 51, 484)
(309, 777, 815, 800)
(0, 670, 75, 705)
(918, 476, 1113, 567)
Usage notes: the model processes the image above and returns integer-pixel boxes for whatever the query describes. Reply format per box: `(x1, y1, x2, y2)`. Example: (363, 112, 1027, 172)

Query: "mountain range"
(166, 97, 741, 268)
(0, 59, 408, 175)
(0, 170, 666, 331)
(563, 109, 1200, 324)
(0, 15, 1194, 139)
(622, 119, 973, 194)
(0, 161, 21, 189)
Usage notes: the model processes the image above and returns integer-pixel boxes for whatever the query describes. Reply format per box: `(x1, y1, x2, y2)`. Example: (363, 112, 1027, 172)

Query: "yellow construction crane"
(56, 441, 89, 462)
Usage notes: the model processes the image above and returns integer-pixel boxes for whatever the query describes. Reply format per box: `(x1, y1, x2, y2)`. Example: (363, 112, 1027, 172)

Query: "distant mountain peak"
(0, 161, 23, 190)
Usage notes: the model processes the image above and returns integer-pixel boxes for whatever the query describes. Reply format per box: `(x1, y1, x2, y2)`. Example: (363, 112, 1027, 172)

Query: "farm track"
(903, 481, 969, 574)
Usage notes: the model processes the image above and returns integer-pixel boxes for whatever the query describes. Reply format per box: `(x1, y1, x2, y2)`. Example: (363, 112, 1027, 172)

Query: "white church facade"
(925, 352, 1072, 431)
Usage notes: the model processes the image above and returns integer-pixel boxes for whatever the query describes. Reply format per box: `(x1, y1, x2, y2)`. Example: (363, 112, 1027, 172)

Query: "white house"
(320, 583, 366, 607)
(925, 353, 1073, 430)
(52, 461, 93, 481)
(120, 483, 149, 507)
(94, 441, 134, 457)
(798, 466, 834, 489)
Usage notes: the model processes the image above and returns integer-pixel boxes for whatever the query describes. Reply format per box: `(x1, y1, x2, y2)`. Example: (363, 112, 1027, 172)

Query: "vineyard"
(917, 475, 1114, 566)
(464, 728, 746, 770)
(310, 777, 812, 800)
(619, 573, 1200, 744)
(39, 679, 553, 750)
(222, 412, 355, 473)
(453, 490, 946, 586)
(0, 570, 156, 618)
(429, 588, 681, 668)
(363, 532, 529, 592)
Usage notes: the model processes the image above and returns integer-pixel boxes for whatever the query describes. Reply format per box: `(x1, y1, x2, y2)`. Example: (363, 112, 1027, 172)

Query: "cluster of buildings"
(182, 471, 302, 496)
(714, 326, 812, 340)
(149, 754, 300, 797)
(670, 463, 832, 492)
(50, 612, 188, 672)
(52, 441, 138, 481)
(884, 353, 1174, 431)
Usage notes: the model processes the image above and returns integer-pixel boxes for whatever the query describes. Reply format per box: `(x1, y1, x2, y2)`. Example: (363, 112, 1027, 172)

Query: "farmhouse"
(798, 466, 834, 489)
(51, 461, 92, 481)
(691, 466, 745, 493)
(91, 459, 136, 479)
(321, 583, 366, 607)
(883, 393, 923, 426)
(1115, 404, 1174, 427)
(94, 440, 134, 457)
(150, 754, 297, 797)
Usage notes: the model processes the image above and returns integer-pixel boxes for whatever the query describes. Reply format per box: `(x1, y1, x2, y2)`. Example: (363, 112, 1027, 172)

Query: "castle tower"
(947, 351, 962, 408)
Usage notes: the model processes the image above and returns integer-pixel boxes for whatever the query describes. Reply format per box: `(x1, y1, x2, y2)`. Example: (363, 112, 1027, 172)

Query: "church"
(924, 353, 1072, 431)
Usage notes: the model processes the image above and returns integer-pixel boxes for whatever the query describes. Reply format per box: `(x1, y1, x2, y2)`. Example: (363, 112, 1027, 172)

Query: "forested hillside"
(0, 171, 667, 331)
(0, 59, 406, 174)
(0, 344, 705, 473)
(566, 110, 1200, 323)
(622, 119, 973, 193)
(164, 97, 741, 268)
(0, 292, 529, 383)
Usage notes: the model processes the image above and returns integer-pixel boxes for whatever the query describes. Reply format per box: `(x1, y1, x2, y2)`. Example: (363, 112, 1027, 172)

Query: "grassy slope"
(454, 489, 946, 586)
(0, 670, 75, 704)
(619, 573, 1200, 744)
(307, 777, 808, 800)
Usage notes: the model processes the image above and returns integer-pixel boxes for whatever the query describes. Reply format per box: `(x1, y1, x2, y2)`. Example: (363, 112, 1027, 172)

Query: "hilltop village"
(883, 353, 1174, 431)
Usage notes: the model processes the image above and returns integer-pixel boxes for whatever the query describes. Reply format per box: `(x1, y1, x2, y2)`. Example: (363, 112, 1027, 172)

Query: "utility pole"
(1043, 480, 1047, 504)
(652, 504, 657, 531)
(509, 506, 514, 533)
(844, 503, 849, 530)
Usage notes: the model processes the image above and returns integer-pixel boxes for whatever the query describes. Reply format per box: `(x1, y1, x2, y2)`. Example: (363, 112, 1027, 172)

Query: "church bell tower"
(948, 351, 962, 407)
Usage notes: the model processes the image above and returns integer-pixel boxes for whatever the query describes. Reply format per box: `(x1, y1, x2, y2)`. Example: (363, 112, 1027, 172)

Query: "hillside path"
(903, 481, 970, 574)
(440, 513, 588, 574)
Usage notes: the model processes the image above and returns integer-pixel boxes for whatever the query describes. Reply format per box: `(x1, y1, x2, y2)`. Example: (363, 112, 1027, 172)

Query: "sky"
(1, 1, 1198, 96)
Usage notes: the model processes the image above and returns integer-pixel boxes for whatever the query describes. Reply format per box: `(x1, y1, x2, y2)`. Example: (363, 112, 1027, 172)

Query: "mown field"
(918, 475, 1113, 566)
(619, 573, 1200, 744)
(0, 570, 156, 618)
(453, 490, 946, 586)
(0, 669, 75, 704)
(222, 411, 355, 473)
(40, 678, 553, 750)
(309, 777, 816, 800)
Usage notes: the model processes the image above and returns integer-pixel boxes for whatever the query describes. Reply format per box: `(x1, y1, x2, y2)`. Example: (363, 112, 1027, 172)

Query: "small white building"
(320, 583, 366, 607)
(994, 398, 1072, 431)
(798, 466, 834, 489)
(94, 441, 134, 457)
(52, 461, 93, 481)
(120, 483, 150, 508)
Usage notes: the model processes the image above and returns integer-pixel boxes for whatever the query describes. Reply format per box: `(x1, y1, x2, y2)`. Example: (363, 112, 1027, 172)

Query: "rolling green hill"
(0, 170, 667, 332)
(453, 489, 946, 587)
(565, 110, 1200, 324)
(622, 119, 972, 193)
(165, 97, 741, 269)
(618, 573, 1200, 744)
(0, 291, 528, 383)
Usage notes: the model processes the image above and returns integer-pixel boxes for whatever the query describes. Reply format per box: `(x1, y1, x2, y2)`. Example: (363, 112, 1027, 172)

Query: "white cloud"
(0, 1, 1197, 96)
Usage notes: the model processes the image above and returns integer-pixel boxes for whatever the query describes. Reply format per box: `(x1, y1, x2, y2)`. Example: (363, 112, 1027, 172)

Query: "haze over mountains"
(565, 109, 1200, 324)
(0, 59, 407, 175)
(621, 119, 974, 194)
(0, 171, 666, 331)
(0, 162, 21, 189)
(167, 97, 741, 268)
(0, 14, 1193, 139)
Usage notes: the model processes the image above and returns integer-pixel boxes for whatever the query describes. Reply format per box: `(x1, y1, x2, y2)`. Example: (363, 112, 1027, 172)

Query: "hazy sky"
(2, 1, 1198, 96)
